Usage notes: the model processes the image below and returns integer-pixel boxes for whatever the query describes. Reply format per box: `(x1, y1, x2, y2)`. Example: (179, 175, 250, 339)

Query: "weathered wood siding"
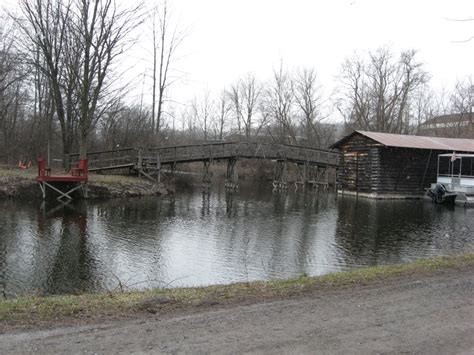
(338, 134, 382, 193)
(376, 147, 437, 195)
(337, 132, 442, 195)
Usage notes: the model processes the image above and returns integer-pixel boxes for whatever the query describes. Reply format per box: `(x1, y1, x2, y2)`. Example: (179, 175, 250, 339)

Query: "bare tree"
(149, 0, 185, 138)
(293, 67, 325, 147)
(17, 0, 77, 164)
(266, 63, 296, 143)
(412, 86, 439, 135)
(182, 104, 196, 141)
(0, 17, 28, 163)
(216, 88, 231, 140)
(74, 0, 142, 157)
(99, 103, 152, 149)
(191, 91, 214, 141)
(230, 73, 261, 139)
(17, 0, 142, 160)
(449, 76, 474, 136)
(337, 48, 428, 134)
(395, 50, 429, 133)
(256, 96, 272, 137)
(337, 55, 370, 132)
(30, 42, 56, 163)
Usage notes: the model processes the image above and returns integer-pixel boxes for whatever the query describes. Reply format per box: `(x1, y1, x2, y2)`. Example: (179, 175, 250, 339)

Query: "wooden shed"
(330, 130, 474, 198)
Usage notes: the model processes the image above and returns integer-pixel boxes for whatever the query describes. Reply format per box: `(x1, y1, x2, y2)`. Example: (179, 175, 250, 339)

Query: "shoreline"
(1, 253, 473, 331)
(0, 167, 169, 200)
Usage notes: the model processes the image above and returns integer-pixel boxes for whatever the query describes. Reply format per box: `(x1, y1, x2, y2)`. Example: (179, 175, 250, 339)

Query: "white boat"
(429, 153, 474, 206)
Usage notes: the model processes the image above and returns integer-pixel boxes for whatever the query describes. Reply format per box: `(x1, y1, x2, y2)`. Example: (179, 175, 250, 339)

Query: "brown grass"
(1, 253, 473, 328)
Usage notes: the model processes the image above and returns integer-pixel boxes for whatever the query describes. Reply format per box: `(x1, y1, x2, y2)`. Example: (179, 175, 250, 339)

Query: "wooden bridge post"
(170, 162, 177, 186)
(156, 153, 161, 183)
(39, 181, 46, 199)
(225, 158, 239, 191)
(272, 160, 288, 190)
(315, 166, 329, 190)
(316, 166, 321, 190)
(202, 160, 212, 192)
(323, 166, 329, 190)
(307, 165, 316, 189)
(325, 166, 329, 190)
(294, 163, 306, 191)
(137, 149, 143, 178)
(82, 182, 88, 199)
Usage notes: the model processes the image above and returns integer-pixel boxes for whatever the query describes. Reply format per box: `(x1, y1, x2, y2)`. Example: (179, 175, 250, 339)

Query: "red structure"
(36, 157, 88, 200)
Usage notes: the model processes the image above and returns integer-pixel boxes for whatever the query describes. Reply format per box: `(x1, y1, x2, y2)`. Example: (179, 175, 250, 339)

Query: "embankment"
(0, 168, 169, 199)
(1, 253, 473, 331)
(2, 256, 473, 354)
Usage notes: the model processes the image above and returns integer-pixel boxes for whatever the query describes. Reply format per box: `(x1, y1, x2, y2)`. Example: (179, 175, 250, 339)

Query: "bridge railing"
(144, 142, 239, 163)
(281, 144, 340, 166)
(144, 141, 340, 166)
(69, 141, 340, 171)
(69, 147, 138, 170)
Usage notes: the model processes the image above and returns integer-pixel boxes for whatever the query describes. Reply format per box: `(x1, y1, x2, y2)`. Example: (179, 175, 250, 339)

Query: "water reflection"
(1, 184, 474, 297)
(41, 202, 97, 294)
(1, 201, 96, 296)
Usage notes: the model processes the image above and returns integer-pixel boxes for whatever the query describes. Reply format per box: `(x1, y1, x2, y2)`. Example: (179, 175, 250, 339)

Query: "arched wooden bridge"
(69, 141, 341, 190)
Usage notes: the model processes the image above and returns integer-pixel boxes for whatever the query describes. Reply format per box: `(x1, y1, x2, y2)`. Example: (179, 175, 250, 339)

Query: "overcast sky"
(153, 0, 473, 115)
(3, 0, 473, 119)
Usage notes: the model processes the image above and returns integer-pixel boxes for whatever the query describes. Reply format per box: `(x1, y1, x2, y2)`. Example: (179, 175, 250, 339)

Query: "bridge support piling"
(225, 158, 239, 191)
(294, 163, 307, 191)
(319, 166, 329, 190)
(137, 149, 143, 178)
(307, 165, 317, 189)
(156, 153, 161, 183)
(273, 160, 288, 190)
(202, 160, 212, 192)
(170, 162, 177, 186)
(307, 165, 329, 190)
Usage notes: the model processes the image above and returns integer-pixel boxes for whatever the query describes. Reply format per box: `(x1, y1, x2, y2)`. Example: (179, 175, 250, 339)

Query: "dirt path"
(1, 268, 473, 354)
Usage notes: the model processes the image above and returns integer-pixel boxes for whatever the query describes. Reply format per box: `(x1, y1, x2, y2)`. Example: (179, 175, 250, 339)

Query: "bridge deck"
(69, 142, 340, 172)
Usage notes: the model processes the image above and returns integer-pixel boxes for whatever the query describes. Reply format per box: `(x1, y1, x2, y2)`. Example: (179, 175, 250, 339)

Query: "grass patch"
(0, 167, 36, 178)
(1, 253, 473, 327)
(0, 167, 149, 185)
(88, 173, 150, 185)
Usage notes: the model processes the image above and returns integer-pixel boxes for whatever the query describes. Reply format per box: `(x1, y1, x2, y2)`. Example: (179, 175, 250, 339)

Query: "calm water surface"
(1, 183, 473, 297)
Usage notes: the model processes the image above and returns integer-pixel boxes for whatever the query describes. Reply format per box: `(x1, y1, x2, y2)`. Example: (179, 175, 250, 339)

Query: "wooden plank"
(69, 141, 341, 175)
(89, 163, 135, 172)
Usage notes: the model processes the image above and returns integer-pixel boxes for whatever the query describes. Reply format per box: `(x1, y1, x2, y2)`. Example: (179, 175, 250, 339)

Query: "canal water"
(1, 183, 474, 297)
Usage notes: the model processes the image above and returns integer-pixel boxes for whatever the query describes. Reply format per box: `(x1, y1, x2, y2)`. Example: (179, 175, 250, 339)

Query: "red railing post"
(37, 157, 45, 177)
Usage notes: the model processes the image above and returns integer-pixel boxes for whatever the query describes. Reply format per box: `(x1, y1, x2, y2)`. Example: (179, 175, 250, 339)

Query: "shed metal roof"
(330, 130, 474, 152)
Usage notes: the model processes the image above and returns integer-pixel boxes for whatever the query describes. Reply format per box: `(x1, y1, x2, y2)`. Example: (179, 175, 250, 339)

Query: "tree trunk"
(79, 131, 87, 159)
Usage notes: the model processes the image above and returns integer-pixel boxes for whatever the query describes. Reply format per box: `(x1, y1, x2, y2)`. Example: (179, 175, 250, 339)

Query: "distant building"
(418, 113, 474, 138)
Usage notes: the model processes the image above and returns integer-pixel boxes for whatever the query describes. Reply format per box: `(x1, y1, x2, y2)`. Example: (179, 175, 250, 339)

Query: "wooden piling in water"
(225, 158, 239, 191)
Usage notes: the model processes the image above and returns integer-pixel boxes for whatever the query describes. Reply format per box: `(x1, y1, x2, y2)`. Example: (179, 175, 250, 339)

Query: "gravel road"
(1, 268, 473, 354)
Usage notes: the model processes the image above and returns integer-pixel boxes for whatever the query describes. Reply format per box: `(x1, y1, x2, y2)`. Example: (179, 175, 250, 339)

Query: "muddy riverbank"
(1, 254, 473, 353)
(1, 253, 473, 331)
(0, 168, 169, 199)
